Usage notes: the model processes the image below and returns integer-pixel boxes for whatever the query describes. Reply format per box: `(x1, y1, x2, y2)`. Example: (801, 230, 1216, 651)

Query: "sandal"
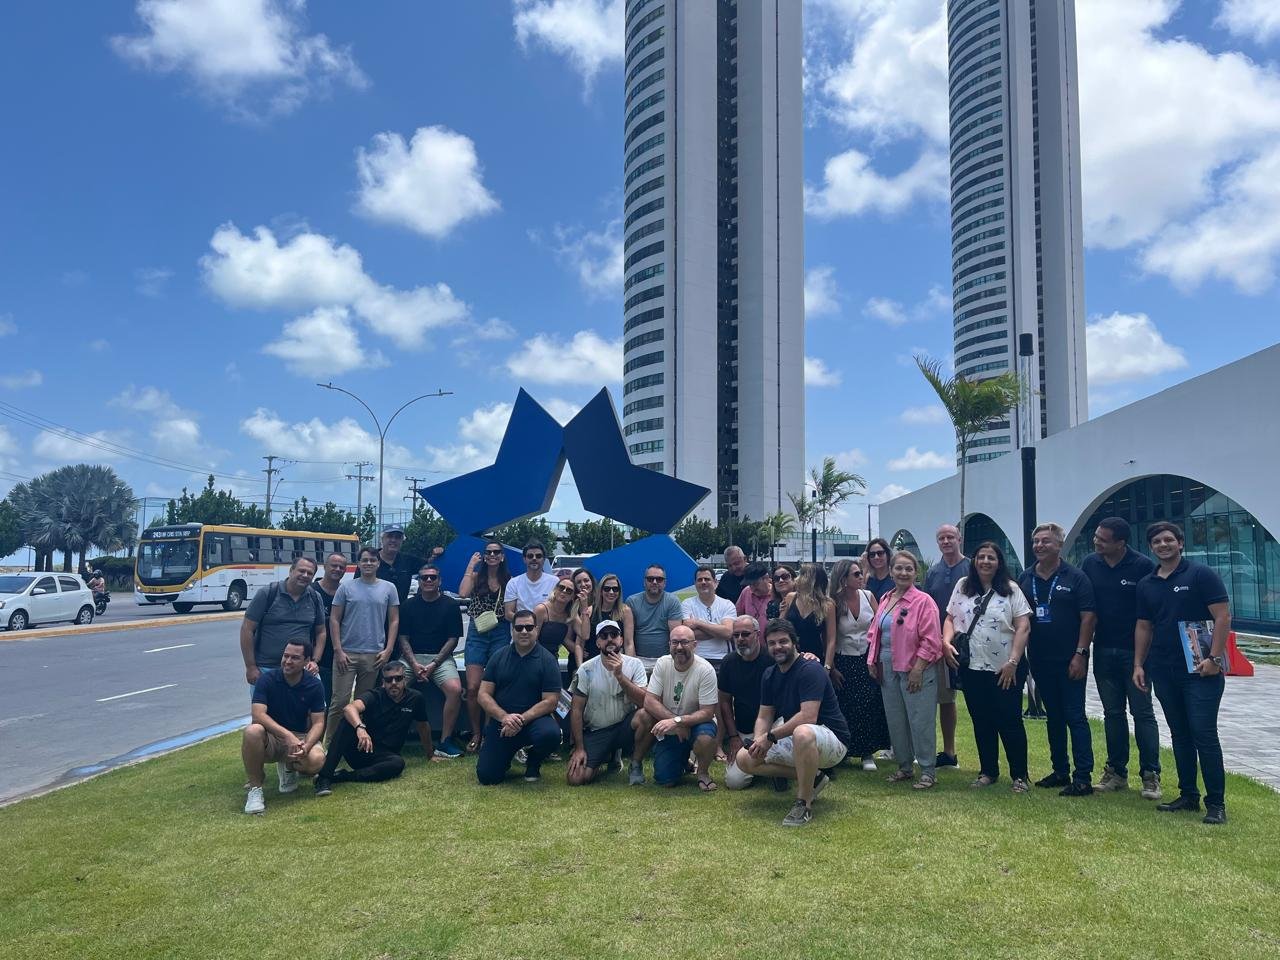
(886, 770, 914, 783)
(912, 775, 937, 790)
(1011, 778, 1030, 794)
(697, 775, 717, 792)
(970, 774, 996, 788)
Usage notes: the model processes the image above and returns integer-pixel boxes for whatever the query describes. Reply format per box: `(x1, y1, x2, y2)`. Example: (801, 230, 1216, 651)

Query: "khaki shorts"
(765, 724, 848, 769)
(936, 661, 957, 705)
(261, 730, 304, 762)
(414, 656, 460, 687)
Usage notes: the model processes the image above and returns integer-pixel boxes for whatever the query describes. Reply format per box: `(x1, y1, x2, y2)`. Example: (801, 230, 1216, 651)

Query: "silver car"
(0, 572, 96, 631)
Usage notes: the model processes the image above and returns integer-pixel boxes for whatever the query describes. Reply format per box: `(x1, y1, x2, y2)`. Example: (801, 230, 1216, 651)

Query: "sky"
(1, 0, 1278, 546)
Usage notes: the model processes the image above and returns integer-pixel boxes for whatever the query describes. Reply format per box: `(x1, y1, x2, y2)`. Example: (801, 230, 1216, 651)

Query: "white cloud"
(805, 148, 948, 219)
(32, 429, 124, 463)
(160, 417, 202, 452)
(873, 483, 913, 504)
(354, 126, 499, 239)
(473, 318, 517, 341)
(831, 448, 867, 470)
(201, 223, 470, 352)
(804, 356, 842, 387)
(888, 446, 950, 471)
(541, 219, 623, 299)
(1085, 311, 1188, 386)
(863, 285, 950, 328)
(506, 330, 622, 384)
(804, 266, 840, 317)
(111, 386, 206, 452)
(863, 296, 908, 327)
(1217, 0, 1280, 44)
(135, 266, 173, 297)
(899, 404, 948, 425)
(513, 0, 623, 90)
(240, 407, 411, 464)
(0, 314, 14, 336)
(0, 370, 42, 389)
(112, 384, 183, 418)
(424, 398, 580, 474)
(111, 0, 366, 118)
(262, 306, 388, 377)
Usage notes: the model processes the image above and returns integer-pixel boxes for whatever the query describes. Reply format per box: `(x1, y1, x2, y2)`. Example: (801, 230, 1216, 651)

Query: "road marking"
(0, 713, 46, 728)
(144, 643, 195, 653)
(96, 683, 177, 703)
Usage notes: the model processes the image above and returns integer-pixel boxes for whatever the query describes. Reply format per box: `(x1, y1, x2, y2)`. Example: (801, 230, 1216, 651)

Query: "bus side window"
(204, 534, 227, 568)
(230, 535, 253, 564)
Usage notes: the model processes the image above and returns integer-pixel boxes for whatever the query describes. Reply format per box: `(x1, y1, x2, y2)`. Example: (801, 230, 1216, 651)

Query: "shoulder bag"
(951, 586, 995, 671)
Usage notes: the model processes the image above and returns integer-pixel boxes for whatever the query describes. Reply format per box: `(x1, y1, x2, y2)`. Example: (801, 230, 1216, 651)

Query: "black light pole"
(1019, 333, 1037, 568)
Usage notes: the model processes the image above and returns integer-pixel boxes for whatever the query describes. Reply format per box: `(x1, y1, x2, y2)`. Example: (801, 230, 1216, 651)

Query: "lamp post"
(316, 383, 453, 532)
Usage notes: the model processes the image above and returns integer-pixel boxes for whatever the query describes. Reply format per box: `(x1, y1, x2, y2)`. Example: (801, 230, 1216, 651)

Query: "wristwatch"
(355, 723, 367, 731)
(1074, 647, 1090, 658)
(1210, 655, 1226, 669)
(674, 716, 683, 725)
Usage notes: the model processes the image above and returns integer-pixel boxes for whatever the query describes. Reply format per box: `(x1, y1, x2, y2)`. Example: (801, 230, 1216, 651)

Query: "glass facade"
(962, 512, 1024, 576)
(1067, 475, 1279, 635)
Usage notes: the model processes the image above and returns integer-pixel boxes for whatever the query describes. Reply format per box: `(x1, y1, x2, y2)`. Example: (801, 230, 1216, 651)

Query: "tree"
(7, 465, 137, 571)
(915, 355, 1021, 530)
(787, 489, 818, 545)
(732, 516, 767, 560)
(402, 506, 456, 560)
(760, 511, 797, 563)
(166, 476, 270, 528)
(358, 505, 378, 544)
(0, 499, 23, 559)
(672, 516, 723, 561)
(492, 517, 559, 553)
(809, 457, 865, 535)
(278, 498, 363, 536)
(562, 518, 623, 554)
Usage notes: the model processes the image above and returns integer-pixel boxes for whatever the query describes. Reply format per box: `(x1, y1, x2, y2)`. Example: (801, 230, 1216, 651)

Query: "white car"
(0, 572, 95, 631)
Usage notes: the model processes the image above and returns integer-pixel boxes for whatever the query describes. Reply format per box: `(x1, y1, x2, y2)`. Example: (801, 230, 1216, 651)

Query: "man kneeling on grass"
(567, 620, 652, 786)
(314, 660, 433, 796)
(242, 640, 327, 815)
(644, 625, 720, 790)
(733, 619, 850, 826)
(476, 609, 562, 784)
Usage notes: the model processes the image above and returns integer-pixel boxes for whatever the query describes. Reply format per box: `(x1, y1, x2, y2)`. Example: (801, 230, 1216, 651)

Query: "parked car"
(0, 572, 95, 631)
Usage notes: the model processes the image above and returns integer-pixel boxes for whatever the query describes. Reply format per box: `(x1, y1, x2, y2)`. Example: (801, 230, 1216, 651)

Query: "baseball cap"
(595, 619, 622, 636)
(382, 523, 405, 535)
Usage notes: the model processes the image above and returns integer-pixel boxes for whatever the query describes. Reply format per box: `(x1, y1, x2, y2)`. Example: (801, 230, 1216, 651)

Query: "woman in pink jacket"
(867, 550, 943, 789)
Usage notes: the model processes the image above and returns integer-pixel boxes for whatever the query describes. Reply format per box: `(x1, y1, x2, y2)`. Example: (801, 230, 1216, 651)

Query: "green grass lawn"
(4, 713, 1280, 960)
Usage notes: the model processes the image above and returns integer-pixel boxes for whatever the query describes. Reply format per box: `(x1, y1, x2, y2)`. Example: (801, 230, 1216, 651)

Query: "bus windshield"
(137, 539, 199, 584)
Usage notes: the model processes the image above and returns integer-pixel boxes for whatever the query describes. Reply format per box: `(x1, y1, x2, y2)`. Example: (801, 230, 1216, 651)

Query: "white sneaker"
(861, 756, 878, 772)
(244, 786, 265, 815)
(277, 763, 299, 794)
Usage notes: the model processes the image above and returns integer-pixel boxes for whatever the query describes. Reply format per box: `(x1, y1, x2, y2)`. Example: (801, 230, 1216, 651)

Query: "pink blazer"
(865, 585, 942, 673)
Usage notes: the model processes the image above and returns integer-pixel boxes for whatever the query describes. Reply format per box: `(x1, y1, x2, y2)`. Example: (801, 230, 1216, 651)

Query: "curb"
(0, 611, 244, 643)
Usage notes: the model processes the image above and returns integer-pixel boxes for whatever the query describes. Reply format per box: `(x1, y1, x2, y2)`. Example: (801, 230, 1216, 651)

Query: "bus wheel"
(223, 582, 246, 612)
(173, 602, 194, 614)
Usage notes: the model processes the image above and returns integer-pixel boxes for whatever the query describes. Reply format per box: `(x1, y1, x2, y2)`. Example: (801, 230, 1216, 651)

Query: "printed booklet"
(1178, 619, 1215, 673)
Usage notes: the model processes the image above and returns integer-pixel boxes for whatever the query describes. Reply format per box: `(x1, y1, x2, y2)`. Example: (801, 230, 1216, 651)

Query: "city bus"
(134, 523, 360, 613)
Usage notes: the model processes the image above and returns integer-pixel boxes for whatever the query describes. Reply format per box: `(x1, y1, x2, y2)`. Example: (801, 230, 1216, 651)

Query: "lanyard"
(1031, 572, 1060, 607)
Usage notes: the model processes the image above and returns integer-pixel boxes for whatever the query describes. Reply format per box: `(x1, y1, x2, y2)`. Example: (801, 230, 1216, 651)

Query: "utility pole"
(262, 455, 280, 524)
(404, 477, 424, 516)
(346, 461, 375, 519)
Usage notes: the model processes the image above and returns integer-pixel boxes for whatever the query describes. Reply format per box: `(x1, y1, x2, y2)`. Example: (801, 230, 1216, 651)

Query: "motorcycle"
(94, 591, 111, 616)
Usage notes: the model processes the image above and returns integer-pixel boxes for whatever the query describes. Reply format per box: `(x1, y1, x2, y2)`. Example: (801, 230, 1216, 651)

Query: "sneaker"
(1011, 778, 1030, 794)
(874, 749, 894, 761)
(1157, 795, 1202, 813)
(629, 761, 646, 786)
(313, 777, 333, 797)
(1035, 772, 1071, 789)
(515, 747, 529, 765)
(781, 800, 813, 827)
(277, 763, 299, 794)
(244, 786, 266, 815)
(1059, 780, 1094, 797)
(861, 756, 878, 772)
(935, 752, 959, 768)
(1202, 804, 1227, 825)
(1094, 766, 1129, 792)
(812, 772, 831, 800)
(1140, 772, 1163, 801)
(433, 740, 463, 759)
(523, 764, 542, 783)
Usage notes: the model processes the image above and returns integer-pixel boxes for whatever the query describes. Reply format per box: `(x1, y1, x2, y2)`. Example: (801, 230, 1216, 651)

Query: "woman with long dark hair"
(864, 538, 894, 601)
(829, 558, 891, 770)
(458, 541, 511, 754)
(569, 567, 597, 671)
(943, 540, 1032, 792)
(770, 563, 796, 620)
(535, 577, 577, 660)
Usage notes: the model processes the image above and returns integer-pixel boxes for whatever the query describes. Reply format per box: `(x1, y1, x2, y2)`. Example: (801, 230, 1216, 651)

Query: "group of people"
(237, 517, 1234, 827)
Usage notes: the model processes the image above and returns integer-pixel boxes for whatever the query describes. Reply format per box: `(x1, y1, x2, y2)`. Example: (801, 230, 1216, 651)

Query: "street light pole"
(317, 383, 453, 532)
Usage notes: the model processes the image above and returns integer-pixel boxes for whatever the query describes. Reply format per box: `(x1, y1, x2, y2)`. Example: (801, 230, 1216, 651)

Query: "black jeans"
(1149, 664, 1226, 806)
(1030, 655, 1093, 782)
(475, 715, 561, 785)
(962, 666, 1029, 781)
(1093, 646, 1160, 777)
(318, 719, 406, 782)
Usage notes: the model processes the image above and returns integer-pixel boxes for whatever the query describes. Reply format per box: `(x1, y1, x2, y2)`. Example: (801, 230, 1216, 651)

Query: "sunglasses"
(420, 574, 439, 581)
(556, 585, 574, 593)
(601, 584, 620, 592)
(645, 575, 665, 582)
(850, 570, 864, 577)
(867, 550, 887, 557)
(513, 624, 536, 633)
(598, 630, 621, 639)
(731, 630, 756, 639)
(383, 674, 406, 683)
(524, 553, 544, 560)
(897, 605, 909, 626)
(484, 548, 503, 555)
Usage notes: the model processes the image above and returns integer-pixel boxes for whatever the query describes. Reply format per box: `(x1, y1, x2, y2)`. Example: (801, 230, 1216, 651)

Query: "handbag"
(952, 587, 995, 671)
(474, 609, 500, 634)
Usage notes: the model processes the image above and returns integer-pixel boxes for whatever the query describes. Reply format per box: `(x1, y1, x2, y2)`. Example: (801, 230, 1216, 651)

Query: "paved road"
(0, 593, 233, 633)
(0, 618, 249, 804)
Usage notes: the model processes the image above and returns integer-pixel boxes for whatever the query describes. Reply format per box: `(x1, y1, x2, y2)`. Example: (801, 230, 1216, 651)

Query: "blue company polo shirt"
(1017, 560, 1096, 661)
(1135, 559, 1229, 670)
(482, 643, 561, 715)
(1081, 548, 1157, 650)
(251, 668, 326, 733)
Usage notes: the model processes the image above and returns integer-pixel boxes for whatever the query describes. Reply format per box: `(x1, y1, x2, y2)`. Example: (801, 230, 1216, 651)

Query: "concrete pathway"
(1082, 663, 1280, 792)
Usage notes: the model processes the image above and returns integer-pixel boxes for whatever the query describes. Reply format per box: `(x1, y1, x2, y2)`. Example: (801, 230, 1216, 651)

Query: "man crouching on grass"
(242, 640, 327, 815)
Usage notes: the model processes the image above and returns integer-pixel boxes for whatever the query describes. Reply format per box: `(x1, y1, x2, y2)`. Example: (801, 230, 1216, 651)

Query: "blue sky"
(1, 0, 1278, 544)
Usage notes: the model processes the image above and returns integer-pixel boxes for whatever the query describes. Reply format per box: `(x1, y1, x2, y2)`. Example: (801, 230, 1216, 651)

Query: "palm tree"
(10, 466, 137, 571)
(809, 457, 865, 536)
(760, 511, 797, 563)
(915, 355, 1022, 531)
(787, 489, 818, 546)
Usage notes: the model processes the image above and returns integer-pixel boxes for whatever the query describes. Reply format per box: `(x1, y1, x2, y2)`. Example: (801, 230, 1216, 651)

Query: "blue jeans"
(464, 619, 511, 667)
(475, 715, 560, 785)
(1149, 664, 1226, 807)
(1093, 646, 1160, 777)
(652, 721, 718, 785)
(1030, 656, 1093, 782)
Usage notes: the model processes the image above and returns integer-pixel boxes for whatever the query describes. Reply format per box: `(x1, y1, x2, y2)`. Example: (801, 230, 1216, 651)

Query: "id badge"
(1035, 604, 1052, 623)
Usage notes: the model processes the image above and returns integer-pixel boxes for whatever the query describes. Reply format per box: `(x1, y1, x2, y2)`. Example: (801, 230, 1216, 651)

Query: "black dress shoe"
(1156, 795, 1202, 813)
(1059, 781, 1094, 797)
(1202, 805, 1227, 825)
(1035, 772, 1071, 789)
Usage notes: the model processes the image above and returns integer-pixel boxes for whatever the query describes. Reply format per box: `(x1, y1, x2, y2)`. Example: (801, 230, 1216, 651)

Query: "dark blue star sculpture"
(420, 388, 710, 596)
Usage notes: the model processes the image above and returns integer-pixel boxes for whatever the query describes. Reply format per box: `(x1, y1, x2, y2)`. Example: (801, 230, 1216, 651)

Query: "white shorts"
(765, 724, 848, 769)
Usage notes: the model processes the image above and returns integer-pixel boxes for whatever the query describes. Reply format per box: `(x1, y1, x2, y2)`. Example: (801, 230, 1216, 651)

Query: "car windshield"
(138, 540, 199, 578)
(0, 575, 35, 594)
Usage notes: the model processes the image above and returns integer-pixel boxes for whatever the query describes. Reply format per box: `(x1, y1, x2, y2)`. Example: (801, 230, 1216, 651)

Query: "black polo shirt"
(399, 593, 463, 656)
(717, 650, 770, 735)
(1135, 559, 1229, 670)
(1017, 560, 1096, 661)
(1081, 548, 1157, 650)
(482, 643, 561, 715)
(356, 685, 428, 753)
(716, 570, 746, 604)
(353, 549, 424, 604)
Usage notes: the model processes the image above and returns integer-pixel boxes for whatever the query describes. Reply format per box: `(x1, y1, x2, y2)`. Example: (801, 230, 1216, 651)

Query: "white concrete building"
(948, 0, 1088, 461)
(620, 0, 804, 524)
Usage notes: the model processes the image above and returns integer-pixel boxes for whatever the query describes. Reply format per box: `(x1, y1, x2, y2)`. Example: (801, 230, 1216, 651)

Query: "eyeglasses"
(556, 585, 574, 593)
(524, 553, 544, 560)
(383, 675, 406, 683)
(850, 570, 864, 578)
(513, 624, 536, 633)
(420, 574, 439, 581)
(484, 548, 503, 555)
(669, 638, 693, 646)
(645, 575, 665, 583)
(731, 630, 756, 639)
(867, 550, 887, 557)
(774, 572, 793, 581)
(601, 584, 620, 592)
(598, 630, 621, 639)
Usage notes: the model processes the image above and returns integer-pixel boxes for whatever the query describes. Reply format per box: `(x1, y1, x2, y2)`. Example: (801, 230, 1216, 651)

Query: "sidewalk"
(1082, 663, 1280, 792)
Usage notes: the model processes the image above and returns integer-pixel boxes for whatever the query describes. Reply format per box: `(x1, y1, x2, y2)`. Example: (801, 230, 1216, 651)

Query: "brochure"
(1178, 619, 1215, 673)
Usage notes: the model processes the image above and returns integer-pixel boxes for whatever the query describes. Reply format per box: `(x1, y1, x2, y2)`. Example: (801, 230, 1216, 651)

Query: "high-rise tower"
(947, 0, 1088, 463)
(620, 0, 804, 524)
